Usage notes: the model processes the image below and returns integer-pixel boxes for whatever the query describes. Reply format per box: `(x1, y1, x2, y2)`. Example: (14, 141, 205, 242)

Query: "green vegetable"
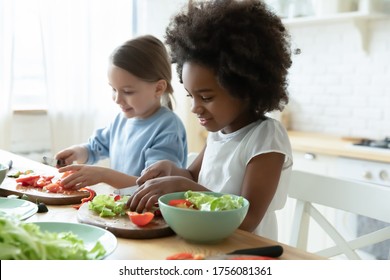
(88, 194, 130, 217)
(0, 214, 106, 260)
(184, 191, 244, 211)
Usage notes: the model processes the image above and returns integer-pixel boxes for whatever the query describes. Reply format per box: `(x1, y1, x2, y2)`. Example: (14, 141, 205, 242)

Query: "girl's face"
(108, 64, 166, 119)
(182, 62, 253, 134)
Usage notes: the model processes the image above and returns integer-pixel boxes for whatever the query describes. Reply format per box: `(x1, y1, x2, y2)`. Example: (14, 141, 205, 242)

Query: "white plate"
(33, 222, 117, 259)
(0, 197, 38, 220)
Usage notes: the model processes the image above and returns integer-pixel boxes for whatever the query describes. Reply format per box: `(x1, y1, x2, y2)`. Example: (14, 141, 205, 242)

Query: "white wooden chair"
(288, 170, 390, 259)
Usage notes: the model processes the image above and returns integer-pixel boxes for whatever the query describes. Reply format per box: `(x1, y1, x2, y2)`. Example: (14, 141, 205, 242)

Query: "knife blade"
(204, 245, 284, 260)
(42, 156, 66, 168)
(113, 185, 138, 196)
(227, 245, 283, 257)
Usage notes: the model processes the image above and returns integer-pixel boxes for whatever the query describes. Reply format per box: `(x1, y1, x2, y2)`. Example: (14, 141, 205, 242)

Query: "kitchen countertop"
(288, 131, 390, 163)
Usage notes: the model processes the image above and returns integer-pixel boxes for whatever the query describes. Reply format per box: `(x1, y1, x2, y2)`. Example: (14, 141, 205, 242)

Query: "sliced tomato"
(44, 182, 63, 193)
(168, 199, 194, 208)
(15, 175, 40, 183)
(166, 252, 204, 260)
(126, 211, 154, 227)
(36, 176, 55, 188)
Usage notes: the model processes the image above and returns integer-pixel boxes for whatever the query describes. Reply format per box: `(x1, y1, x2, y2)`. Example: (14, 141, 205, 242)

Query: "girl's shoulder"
(245, 117, 292, 156)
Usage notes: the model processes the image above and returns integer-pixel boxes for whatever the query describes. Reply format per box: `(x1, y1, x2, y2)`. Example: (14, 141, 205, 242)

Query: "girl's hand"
(136, 160, 176, 185)
(55, 146, 88, 167)
(58, 164, 103, 190)
(127, 176, 202, 213)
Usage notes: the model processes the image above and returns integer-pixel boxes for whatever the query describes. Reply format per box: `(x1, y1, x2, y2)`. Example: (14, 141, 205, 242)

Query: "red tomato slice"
(166, 252, 204, 260)
(16, 175, 40, 183)
(168, 199, 194, 208)
(126, 211, 154, 227)
(44, 182, 63, 193)
(36, 176, 54, 188)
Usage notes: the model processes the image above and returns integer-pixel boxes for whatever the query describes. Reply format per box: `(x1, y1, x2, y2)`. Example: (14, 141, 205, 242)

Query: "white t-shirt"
(198, 117, 293, 241)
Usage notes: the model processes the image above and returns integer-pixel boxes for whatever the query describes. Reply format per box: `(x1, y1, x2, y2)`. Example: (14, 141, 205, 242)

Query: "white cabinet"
(291, 151, 338, 176)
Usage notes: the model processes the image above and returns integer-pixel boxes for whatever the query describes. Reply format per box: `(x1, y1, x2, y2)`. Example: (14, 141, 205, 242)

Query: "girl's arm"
(136, 146, 206, 184)
(59, 165, 138, 189)
(239, 152, 285, 232)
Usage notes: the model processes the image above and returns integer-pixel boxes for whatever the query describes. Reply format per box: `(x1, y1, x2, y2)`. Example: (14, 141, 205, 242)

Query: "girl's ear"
(155, 79, 167, 97)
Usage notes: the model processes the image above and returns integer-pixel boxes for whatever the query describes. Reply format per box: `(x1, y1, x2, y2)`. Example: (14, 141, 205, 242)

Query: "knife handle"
(228, 245, 283, 258)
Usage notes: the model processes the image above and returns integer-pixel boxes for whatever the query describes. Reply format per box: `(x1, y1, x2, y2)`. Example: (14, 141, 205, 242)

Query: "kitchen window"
(4, 0, 137, 112)
(12, 0, 47, 111)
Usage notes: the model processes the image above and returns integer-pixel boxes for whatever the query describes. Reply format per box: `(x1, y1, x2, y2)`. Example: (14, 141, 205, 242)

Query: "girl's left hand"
(58, 164, 103, 190)
(127, 176, 200, 212)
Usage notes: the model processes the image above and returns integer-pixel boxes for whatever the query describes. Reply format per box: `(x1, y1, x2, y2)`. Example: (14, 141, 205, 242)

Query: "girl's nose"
(190, 98, 202, 115)
(113, 91, 121, 104)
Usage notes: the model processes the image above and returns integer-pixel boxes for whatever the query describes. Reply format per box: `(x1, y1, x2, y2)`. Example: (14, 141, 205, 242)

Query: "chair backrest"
(288, 170, 390, 260)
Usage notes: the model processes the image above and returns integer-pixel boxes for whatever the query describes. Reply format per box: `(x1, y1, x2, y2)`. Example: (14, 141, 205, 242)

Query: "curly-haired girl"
(128, 0, 293, 241)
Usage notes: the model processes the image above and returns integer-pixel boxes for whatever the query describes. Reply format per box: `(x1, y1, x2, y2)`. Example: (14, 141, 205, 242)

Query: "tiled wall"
(286, 17, 390, 139)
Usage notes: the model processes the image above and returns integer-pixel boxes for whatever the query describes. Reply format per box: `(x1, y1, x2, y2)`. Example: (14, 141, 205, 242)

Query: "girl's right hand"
(55, 146, 88, 167)
(136, 160, 176, 185)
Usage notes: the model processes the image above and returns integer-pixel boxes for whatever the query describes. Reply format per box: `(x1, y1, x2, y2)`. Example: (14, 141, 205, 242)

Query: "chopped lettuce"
(184, 191, 244, 211)
(88, 194, 130, 217)
(0, 214, 106, 260)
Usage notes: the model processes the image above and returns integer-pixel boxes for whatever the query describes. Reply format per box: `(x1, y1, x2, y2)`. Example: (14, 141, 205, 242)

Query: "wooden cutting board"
(0, 177, 89, 205)
(77, 202, 174, 239)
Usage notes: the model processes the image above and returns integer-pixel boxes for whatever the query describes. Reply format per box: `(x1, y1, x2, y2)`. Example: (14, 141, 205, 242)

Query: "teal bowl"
(158, 191, 249, 243)
(0, 163, 7, 186)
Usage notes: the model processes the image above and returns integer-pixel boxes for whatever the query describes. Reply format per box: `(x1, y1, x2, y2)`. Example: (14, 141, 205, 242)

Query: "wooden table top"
(0, 149, 323, 260)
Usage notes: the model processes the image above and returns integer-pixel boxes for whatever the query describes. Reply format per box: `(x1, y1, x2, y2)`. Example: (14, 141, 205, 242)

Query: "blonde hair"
(110, 35, 174, 109)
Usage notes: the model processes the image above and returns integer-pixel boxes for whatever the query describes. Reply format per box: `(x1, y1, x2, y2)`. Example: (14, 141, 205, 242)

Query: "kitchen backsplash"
(286, 17, 390, 139)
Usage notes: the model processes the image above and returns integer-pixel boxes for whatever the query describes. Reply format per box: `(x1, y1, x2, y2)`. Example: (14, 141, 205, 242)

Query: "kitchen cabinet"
(292, 151, 337, 176)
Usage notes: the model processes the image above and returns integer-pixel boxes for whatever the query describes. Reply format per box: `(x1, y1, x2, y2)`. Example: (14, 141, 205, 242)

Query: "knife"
(167, 245, 284, 260)
(113, 185, 138, 196)
(205, 245, 284, 260)
(227, 245, 283, 257)
(42, 156, 66, 168)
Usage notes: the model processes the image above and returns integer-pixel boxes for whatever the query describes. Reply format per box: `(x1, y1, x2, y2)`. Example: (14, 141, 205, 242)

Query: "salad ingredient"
(88, 194, 130, 217)
(14, 171, 84, 194)
(0, 214, 106, 260)
(126, 211, 154, 227)
(72, 188, 96, 210)
(7, 169, 34, 178)
(184, 191, 244, 211)
(15, 175, 40, 185)
(168, 199, 195, 209)
(166, 252, 204, 260)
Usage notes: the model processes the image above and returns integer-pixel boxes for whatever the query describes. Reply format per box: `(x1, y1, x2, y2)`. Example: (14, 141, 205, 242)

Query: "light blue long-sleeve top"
(82, 106, 188, 176)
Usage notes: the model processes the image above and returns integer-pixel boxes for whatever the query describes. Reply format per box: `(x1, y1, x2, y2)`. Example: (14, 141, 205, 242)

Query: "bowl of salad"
(158, 191, 249, 243)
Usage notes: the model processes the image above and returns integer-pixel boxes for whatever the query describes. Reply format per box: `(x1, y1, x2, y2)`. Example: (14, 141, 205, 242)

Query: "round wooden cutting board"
(77, 202, 174, 239)
(0, 178, 89, 205)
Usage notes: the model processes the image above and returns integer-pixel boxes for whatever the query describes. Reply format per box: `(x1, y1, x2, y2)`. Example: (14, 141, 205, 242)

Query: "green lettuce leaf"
(184, 191, 244, 211)
(88, 194, 130, 217)
(0, 214, 106, 260)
